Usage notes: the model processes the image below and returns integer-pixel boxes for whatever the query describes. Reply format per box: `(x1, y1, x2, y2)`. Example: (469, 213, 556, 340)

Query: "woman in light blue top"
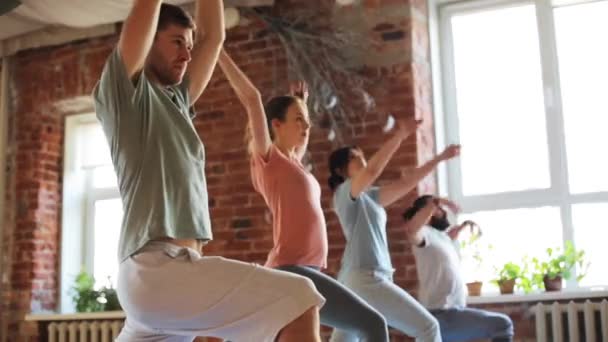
(327, 118, 460, 342)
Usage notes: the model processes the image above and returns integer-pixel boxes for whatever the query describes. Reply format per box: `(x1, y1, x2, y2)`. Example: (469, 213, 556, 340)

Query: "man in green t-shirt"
(93, 2, 324, 341)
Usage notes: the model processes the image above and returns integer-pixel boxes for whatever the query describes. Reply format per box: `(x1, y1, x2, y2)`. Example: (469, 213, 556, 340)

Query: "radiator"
(47, 320, 123, 342)
(534, 300, 608, 342)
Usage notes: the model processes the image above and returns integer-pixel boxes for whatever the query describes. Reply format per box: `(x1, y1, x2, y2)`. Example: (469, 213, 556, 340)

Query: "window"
(61, 114, 122, 312)
(436, 0, 608, 291)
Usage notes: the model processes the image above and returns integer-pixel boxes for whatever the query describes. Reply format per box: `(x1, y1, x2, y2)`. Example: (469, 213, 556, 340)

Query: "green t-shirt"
(93, 49, 212, 262)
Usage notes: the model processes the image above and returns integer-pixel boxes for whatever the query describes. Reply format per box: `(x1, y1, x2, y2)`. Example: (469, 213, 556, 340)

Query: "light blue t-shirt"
(93, 49, 212, 261)
(334, 179, 393, 274)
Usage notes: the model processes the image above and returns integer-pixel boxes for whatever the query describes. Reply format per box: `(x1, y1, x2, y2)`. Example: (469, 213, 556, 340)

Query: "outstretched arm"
(218, 49, 271, 157)
(438, 197, 461, 214)
(378, 144, 460, 207)
(404, 198, 438, 246)
(187, 0, 226, 102)
(349, 118, 421, 198)
(448, 220, 478, 240)
(118, 0, 163, 79)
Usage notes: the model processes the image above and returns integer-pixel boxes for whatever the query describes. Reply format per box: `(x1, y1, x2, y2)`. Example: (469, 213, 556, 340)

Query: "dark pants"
(431, 307, 514, 342)
(277, 265, 389, 342)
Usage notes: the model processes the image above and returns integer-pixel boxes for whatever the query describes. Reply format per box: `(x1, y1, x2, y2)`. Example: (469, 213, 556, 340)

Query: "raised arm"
(437, 196, 461, 214)
(349, 118, 420, 198)
(218, 49, 271, 156)
(187, 0, 225, 102)
(118, 0, 163, 78)
(378, 144, 460, 207)
(404, 198, 437, 246)
(447, 220, 478, 240)
(290, 81, 309, 161)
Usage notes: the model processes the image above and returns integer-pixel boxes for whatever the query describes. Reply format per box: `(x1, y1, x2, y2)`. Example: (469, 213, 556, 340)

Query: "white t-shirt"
(412, 226, 467, 310)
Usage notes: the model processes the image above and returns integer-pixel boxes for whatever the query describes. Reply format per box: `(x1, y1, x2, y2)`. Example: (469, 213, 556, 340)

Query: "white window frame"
(431, 0, 608, 288)
(60, 113, 120, 313)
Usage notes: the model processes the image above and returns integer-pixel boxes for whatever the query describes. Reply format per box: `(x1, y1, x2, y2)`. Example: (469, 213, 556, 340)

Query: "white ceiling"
(0, 0, 274, 43)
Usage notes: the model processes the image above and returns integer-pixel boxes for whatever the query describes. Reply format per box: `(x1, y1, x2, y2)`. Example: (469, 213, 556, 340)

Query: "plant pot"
(543, 275, 563, 291)
(498, 279, 516, 294)
(466, 281, 483, 296)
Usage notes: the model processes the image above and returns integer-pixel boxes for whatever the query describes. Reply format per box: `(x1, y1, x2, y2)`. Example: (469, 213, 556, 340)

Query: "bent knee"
(426, 316, 440, 334)
(292, 275, 318, 295)
(492, 314, 514, 335)
(366, 308, 388, 331)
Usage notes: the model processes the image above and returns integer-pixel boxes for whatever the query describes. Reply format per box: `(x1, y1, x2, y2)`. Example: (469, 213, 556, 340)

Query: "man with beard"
(402, 195, 514, 342)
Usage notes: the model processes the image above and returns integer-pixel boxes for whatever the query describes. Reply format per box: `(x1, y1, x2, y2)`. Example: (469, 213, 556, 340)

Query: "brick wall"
(0, 1, 536, 341)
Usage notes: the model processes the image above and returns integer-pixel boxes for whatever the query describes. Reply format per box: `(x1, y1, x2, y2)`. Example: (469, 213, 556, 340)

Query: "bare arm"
(350, 119, 421, 198)
(217, 49, 271, 157)
(187, 0, 226, 103)
(378, 144, 461, 207)
(290, 81, 309, 161)
(438, 197, 461, 214)
(404, 199, 437, 246)
(118, 0, 163, 78)
(448, 220, 478, 240)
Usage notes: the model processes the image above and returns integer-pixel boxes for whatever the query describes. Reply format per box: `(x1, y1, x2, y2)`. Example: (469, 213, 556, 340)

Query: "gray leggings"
(277, 265, 389, 342)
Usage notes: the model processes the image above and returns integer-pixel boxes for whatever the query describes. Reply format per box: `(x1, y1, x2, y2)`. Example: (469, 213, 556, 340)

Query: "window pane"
(93, 198, 123, 289)
(458, 207, 562, 289)
(80, 123, 112, 169)
(93, 166, 118, 189)
(554, 1, 608, 194)
(450, 5, 551, 195)
(572, 203, 608, 287)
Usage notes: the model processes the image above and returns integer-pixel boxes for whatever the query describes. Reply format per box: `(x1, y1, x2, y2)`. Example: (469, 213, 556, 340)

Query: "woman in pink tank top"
(217, 49, 389, 341)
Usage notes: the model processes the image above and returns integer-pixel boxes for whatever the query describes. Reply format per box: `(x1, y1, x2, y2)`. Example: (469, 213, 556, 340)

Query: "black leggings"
(277, 265, 388, 342)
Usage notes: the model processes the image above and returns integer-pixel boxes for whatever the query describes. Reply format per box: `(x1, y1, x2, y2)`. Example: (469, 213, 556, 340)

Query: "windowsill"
(467, 287, 608, 305)
(25, 311, 125, 322)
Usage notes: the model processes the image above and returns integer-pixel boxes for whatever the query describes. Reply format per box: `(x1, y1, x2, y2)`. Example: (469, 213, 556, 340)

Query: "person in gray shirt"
(403, 195, 514, 342)
(93, 1, 324, 341)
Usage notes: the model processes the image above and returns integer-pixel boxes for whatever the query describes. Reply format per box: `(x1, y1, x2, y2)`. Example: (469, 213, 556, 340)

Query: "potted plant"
(459, 222, 487, 296)
(492, 261, 525, 294)
(531, 241, 589, 292)
(70, 270, 121, 312)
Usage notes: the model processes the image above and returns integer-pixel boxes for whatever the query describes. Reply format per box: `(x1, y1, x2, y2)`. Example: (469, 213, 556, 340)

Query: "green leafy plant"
(492, 260, 532, 293)
(70, 270, 121, 312)
(530, 241, 589, 290)
(493, 262, 524, 283)
(459, 232, 483, 268)
(459, 230, 493, 281)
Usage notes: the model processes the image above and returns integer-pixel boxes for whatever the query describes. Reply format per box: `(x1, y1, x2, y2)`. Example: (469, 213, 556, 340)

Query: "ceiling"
(0, 0, 274, 57)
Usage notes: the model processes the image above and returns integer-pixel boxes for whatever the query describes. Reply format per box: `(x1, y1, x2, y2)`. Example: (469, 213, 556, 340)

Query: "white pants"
(331, 270, 440, 342)
(116, 242, 325, 342)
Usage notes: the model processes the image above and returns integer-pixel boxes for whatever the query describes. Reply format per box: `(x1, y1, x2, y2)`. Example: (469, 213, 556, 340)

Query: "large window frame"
(60, 113, 121, 312)
(433, 0, 608, 289)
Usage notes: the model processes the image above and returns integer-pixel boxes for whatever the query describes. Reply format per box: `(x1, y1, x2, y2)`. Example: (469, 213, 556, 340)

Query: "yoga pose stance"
(93, 2, 324, 341)
(403, 195, 514, 342)
(328, 126, 460, 341)
(217, 48, 389, 342)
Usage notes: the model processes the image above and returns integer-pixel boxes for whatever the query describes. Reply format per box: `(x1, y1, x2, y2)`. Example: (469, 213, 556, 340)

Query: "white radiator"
(534, 300, 608, 342)
(47, 320, 123, 342)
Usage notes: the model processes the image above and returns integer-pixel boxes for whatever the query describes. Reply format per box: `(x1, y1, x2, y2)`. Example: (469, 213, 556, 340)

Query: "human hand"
(395, 117, 422, 140)
(439, 144, 461, 161)
(289, 81, 309, 103)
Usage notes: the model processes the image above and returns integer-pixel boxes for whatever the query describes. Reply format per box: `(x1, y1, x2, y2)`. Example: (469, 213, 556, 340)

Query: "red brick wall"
(1, 36, 116, 340)
(0, 1, 488, 341)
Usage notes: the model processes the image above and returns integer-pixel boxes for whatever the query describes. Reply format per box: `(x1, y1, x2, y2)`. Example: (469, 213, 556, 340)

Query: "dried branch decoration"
(245, 5, 380, 143)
